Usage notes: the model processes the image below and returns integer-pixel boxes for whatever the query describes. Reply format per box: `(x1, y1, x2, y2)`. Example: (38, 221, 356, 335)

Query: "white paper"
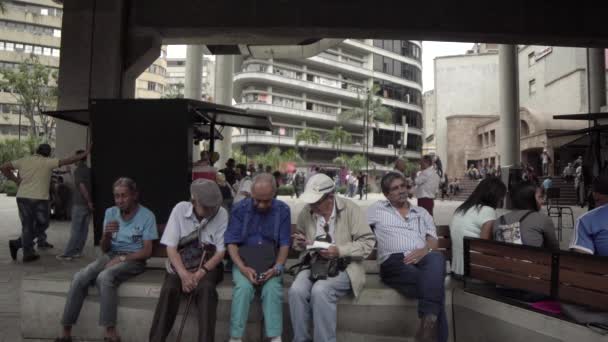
(306, 241, 334, 251)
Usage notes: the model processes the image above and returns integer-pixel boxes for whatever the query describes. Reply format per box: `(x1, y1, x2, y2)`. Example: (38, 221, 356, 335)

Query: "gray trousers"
(288, 270, 351, 342)
(63, 205, 92, 257)
(61, 254, 145, 327)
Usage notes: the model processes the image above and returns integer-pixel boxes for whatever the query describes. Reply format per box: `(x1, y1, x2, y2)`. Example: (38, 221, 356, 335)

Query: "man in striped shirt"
(368, 172, 447, 342)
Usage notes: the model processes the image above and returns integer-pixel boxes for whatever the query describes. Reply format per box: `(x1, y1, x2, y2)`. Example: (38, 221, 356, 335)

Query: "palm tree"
(332, 154, 365, 173)
(295, 128, 320, 161)
(339, 84, 393, 174)
(0, 1, 7, 13)
(280, 148, 304, 164)
(327, 126, 352, 157)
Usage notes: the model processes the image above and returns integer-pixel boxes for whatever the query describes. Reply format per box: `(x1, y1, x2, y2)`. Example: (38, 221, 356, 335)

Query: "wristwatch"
(119, 255, 127, 262)
(274, 264, 285, 275)
(427, 247, 433, 253)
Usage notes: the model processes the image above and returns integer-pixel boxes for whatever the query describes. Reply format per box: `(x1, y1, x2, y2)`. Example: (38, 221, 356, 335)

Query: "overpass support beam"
(215, 55, 235, 168)
(185, 45, 204, 161)
(588, 48, 607, 115)
(498, 44, 520, 170)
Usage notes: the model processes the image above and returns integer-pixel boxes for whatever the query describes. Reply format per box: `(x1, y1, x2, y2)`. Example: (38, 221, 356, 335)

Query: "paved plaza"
(0, 193, 586, 341)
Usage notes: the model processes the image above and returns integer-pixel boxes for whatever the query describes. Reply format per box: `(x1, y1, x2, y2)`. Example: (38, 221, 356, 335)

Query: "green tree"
(0, 136, 39, 164)
(332, 154, 365, 173)
(231, 146, 248, 165)
(162, 82, 184, 99)
(0, 55, 58, 142)
(280, 148, 303, 164)
(327, 126, 352, 156)
(295, 128, 320, 160)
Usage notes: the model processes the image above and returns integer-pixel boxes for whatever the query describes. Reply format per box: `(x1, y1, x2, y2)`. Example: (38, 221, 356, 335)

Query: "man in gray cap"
(289, 173, 375, 342)
(149, 179, 228, 342)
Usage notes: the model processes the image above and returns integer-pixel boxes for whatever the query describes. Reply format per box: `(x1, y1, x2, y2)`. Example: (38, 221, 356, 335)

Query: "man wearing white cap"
(289, 173, 375, 342)
(149, 179, 228, 342)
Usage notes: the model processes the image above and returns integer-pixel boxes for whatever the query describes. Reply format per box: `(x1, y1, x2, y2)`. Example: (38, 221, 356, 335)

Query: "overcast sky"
(168, 41, 474, 92)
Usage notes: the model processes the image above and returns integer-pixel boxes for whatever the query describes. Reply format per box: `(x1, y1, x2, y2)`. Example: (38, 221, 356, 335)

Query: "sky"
(168, 42, 475, 92)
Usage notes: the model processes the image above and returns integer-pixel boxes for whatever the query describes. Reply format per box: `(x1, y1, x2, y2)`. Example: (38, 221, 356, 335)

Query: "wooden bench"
(557, 251, 608, 311)
(436, 225, 451, 261)
(463, 237, 556, 297)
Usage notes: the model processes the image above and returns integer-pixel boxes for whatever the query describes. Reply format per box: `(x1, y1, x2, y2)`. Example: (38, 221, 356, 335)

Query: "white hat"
(300, 173, 335, 204)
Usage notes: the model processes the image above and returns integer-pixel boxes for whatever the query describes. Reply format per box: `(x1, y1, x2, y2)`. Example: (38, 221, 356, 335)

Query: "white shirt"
(449, 205, 497, 275)
(367, 201, 437, 264)
(160, 201, 228, 273)
(414, 166, 440, 199)
(313, 204, 336, 242)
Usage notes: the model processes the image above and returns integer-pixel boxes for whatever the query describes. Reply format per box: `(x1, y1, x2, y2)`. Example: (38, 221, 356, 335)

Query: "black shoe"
(54, 337, 73, 342)
(23, 254, 40, 262)
(38, 241, 54, 249)
(9, 240, 19, 261)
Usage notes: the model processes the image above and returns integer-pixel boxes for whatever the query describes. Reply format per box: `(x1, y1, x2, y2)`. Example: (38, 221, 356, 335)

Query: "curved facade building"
(232, 39, 423, 168)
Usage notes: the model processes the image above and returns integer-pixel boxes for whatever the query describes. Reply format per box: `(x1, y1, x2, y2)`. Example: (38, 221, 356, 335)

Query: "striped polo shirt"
(367, 200, 437, 264)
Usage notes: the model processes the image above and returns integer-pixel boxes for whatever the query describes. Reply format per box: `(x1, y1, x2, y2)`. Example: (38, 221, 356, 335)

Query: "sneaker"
(38, 241, 54, 249)
(72, 253, 83, 259)
(23, 254, 41, 263)
(56, 255, 73, 261)
(9, 239, 20, 261)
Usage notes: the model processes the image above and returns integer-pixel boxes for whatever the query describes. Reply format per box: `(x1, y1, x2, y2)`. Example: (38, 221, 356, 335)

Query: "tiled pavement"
(0, 193, 585, 341)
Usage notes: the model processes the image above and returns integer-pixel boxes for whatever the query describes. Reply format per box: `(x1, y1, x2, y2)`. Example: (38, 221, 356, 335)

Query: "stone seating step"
(22, 267, 458, 342)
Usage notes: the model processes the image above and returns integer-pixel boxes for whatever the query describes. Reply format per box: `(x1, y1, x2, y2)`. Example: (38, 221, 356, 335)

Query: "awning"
(43, 109, 89, 126)
(548, 124, 608, 138)
(553, 112, 608, 121)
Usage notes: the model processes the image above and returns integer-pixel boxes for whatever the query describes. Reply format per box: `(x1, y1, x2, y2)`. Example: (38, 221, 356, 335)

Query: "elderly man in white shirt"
(149, 179, 228, 342)
(414, 155, 440, 216)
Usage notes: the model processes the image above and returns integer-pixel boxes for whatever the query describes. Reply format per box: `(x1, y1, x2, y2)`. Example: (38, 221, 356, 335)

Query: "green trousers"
(230, 267, 283, 338)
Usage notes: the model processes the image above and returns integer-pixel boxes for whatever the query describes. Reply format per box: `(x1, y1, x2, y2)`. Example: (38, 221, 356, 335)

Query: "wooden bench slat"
(470, 252, 552, 280)
(470, 265, 552, 295)
(437, 238, 451, 249)
(470, 240, 552, 265)
(559, 285, 608, 310)
(560, 254, 608, 274)
(436, 225, 450, 237)
(560, 269, 608, 293)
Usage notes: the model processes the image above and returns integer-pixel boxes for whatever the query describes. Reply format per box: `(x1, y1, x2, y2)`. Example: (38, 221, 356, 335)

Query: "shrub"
(336, 185, 347, 194)
(277, 185, 294, 196)
(4, 180, 18, 197)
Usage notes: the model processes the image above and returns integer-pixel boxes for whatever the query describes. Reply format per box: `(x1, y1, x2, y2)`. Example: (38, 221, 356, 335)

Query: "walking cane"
(175, 250, 207, 342)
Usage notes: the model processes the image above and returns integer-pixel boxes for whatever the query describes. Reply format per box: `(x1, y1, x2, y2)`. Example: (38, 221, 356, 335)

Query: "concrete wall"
(434, 53, 500, 171)
(445, 115, 497, 177)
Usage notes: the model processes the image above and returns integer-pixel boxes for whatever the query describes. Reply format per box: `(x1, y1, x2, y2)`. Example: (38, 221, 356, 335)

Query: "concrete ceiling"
(127, 0, 608, 47)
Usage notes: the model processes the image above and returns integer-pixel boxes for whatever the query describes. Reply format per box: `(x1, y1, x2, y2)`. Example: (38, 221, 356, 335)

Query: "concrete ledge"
(453, 288, 607, 342)
(22, 266, 457, 342)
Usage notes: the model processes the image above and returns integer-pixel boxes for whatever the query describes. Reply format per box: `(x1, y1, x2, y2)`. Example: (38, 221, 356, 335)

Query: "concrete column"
(215, 55, 235, 167)
(185, 45, 203, 161)
(498, 44, 520, 169)
(588, 48, 607, 114)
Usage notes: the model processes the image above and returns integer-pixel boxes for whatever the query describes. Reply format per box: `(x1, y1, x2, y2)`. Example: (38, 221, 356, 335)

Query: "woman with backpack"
(493, 182, 559, 250)
(450, 177, 507, 276)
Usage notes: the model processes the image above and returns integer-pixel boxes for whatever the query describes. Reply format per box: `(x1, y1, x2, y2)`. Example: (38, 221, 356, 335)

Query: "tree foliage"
(0, 55, 58, 141)
(251, 147, 303, 172)
(0, 137, 40, 164)
(333, 154, 366, 173)
(162, 82, 184, 99)
(295, 128, 320, 160)
(338, 84, 393, 132)
(326, 126, 352, 154)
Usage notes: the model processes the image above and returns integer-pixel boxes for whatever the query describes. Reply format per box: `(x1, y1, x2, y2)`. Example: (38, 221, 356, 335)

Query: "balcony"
(342, 40, 423, 70)
(232, 133, 421, 159)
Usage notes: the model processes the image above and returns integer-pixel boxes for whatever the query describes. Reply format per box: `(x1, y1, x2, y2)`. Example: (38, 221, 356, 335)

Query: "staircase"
(448, 176, 578, 205)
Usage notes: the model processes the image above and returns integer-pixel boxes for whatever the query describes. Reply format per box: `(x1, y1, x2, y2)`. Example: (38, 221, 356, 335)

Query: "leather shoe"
(38, 241, 54, 249)
(23, 254, 40, 262)
(9, 239, 20, 261)
(415, 314, 438, 342)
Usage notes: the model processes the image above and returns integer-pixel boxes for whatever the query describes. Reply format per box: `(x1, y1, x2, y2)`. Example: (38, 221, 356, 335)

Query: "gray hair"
(113, 177, 138, 193)
(381, 172, 407, 194)
(252, 173, 277, 194)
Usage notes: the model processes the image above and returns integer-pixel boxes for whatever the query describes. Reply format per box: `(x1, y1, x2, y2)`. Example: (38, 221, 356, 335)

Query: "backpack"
(494, 211, 534, 244)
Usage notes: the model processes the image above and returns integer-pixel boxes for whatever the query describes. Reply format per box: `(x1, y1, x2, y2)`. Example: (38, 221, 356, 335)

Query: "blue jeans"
(61, 254, 145, 327)
(16, 198, 50, 256)
(288, 270, 352, 342)
(63, 205, 92, 257)
(380, 252, 448, 342)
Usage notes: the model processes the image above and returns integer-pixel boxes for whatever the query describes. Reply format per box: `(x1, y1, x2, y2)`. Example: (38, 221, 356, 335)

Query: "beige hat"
(190, 179, 222, 207)
(300, 173, 335, 204)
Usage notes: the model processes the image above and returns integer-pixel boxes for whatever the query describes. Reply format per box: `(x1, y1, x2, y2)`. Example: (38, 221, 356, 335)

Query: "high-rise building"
(0, 0, 166, 141)
(231, 39, 423, 169)
(166, 56, 215, 101)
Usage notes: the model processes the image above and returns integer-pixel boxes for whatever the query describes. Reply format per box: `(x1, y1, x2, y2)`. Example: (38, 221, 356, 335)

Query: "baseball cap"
(300, 173, 335, 204)
(190, 179, 223, 207)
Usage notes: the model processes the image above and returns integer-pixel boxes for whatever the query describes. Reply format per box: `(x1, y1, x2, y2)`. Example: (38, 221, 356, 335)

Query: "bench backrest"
(558, 251, 608, 310)
(464, 237, 555, 297)
(151, 224, 167, 257)
(436, 225, 451, 261)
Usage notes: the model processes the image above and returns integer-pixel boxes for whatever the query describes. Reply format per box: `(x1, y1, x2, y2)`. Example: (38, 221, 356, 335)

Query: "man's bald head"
(251, 173, 276, 213)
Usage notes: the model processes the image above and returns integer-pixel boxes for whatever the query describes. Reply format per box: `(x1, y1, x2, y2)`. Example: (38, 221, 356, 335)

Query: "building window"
(529, 79, 536, 95)
(40, 8, 49, 15)
(147, 82, 156, 91)
(53, 29, 61, 38)
(528, 52, 535, 66)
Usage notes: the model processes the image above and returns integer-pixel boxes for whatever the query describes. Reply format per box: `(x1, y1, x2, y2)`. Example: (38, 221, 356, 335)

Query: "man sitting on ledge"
(368, 172, 447, 342)
(54, 177, 158, 342)
(149, 179, 228, 342)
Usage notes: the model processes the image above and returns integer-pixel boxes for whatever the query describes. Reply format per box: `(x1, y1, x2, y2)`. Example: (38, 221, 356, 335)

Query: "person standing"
(540, 149, 552, 176)
(57, 152, 94, 261)
(293, 172, 305, 198)
(357, 172, 365, 200)
(220, 158, 238, 187)
(1, 144, 90, 262)
(192, 151, 217, 181)
(414, 155, 440, 216)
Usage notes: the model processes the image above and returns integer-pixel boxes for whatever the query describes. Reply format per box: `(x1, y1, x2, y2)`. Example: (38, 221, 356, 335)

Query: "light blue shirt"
(103, 205, 158, 253)
(542, 178, 553, 189)
(367, 200, 437, 264)
(569, 204, 608, 256)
